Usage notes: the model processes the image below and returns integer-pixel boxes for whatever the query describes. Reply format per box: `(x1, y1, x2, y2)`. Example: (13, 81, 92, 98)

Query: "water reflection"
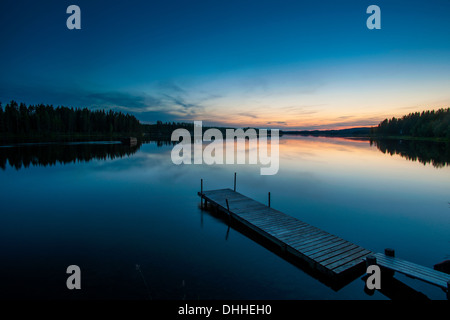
(371, 139, 450, 168)
(361, 274, 431, 300)
(201, 201, 365, 292)
(0, 136, 448, 300)
(0, 141, 142, 170)
(1, 137, 449, 171)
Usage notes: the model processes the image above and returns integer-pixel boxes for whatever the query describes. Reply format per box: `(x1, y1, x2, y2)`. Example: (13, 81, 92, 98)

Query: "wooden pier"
(198, 187, 373, 279)
(367, 249, 450, 299)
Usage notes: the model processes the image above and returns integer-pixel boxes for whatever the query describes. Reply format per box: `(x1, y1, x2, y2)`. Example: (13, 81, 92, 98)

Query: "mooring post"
(268, 192, 271, 208)
(385, 248, 395, 257)
(366, 255, 377, 268)
(234, 172, 236, 192)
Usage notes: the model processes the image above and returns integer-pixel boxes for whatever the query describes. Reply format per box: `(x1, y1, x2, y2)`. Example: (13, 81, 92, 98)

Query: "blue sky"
(0, 0, 449, 129)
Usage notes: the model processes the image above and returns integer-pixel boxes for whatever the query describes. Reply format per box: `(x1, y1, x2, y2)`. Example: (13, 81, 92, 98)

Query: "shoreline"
(281, 132, 450, 143)
(2, 133, 450, 145)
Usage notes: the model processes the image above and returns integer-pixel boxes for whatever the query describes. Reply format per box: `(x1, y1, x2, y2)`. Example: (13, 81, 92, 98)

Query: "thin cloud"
(301, 118, 381, 130)
(88, 91, 149, 111)
(155, 81, 187, 95)
(267, 121, 287, 125)
(238, 112, 259, 119)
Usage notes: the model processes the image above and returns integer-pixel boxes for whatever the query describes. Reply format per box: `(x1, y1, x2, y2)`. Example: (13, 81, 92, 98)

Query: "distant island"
(0, 101, 449, 142)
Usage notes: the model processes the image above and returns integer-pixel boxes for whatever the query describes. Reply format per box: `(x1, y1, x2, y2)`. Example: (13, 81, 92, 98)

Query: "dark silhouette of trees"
(0, 100, 142, 137)
(373, 108, 450, 138)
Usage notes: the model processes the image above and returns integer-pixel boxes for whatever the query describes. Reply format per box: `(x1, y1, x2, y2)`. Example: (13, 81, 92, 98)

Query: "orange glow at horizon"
(146, 55, 450, 130)
(179, 77, 450, 130)
(196, 106, 448, 130)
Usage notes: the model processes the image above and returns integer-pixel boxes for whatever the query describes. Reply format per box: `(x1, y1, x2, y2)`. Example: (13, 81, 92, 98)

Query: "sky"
(0, 0, 449, 130)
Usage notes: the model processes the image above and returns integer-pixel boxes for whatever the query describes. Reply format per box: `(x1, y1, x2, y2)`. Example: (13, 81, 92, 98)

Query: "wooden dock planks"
(199, 188, 372, 278)
(370, 252, 450, 291)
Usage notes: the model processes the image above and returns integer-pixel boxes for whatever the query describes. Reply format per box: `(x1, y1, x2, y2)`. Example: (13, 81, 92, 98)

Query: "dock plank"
(289, 235, 340, 251)
(308, 243, 357, 260)
(371, 253, 450, 290)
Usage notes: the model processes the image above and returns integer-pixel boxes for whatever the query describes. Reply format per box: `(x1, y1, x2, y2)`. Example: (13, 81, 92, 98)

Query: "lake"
(0, 136, 449, 300)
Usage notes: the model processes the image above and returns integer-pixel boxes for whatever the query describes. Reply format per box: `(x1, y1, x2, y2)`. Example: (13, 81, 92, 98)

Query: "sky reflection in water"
(0, 137, 448, 300)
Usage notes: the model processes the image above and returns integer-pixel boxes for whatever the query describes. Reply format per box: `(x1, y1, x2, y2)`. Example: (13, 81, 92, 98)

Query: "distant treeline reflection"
(2, 138, 449, 170)
(0, 141, 142, 170)
(371, 139, 450, 168)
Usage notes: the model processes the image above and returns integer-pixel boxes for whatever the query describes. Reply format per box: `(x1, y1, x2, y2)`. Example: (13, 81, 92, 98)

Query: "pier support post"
(226, 198, 230, 213)
(268, 192, 271, 208)
(383, 248, 395, 278)
(234, 172, 236, 192)
(385, 248, 395, 257)
(366, 255, 377, 268)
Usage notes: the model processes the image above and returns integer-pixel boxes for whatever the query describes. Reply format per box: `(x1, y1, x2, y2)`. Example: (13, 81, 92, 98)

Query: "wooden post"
(366, 255, 377, 268)
(234, 172, 236, 192)
(226, 198, 230, 212)
(268, 192, 271, 208)
(385, 248, 395, 257)
(225, 225, 230, 241)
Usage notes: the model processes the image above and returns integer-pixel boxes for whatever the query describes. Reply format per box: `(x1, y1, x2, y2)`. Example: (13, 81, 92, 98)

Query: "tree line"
(0, 101, 142, 136)
(0, 101, 222, 140)
(372, 108, 450, 139)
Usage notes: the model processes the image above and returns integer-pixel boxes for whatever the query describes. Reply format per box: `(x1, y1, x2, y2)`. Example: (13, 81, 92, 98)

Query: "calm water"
(0, 137, 449, 300)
